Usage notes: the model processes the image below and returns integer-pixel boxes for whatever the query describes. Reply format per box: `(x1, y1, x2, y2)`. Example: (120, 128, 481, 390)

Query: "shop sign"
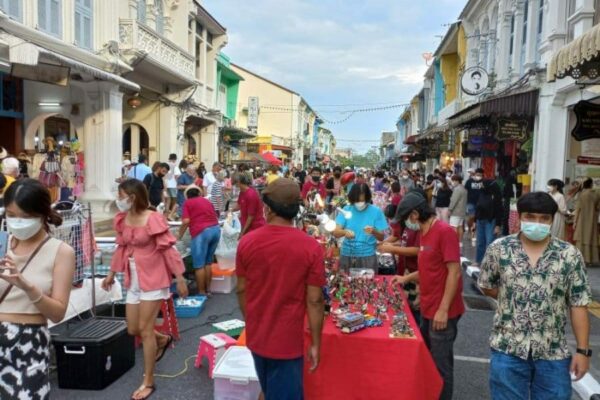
(247, 96, 259, 129)
(461, 67, 489, 96)
(572, 101, 600, 141)
(577, 156, 600, 165)
(496, 119, 528, 141)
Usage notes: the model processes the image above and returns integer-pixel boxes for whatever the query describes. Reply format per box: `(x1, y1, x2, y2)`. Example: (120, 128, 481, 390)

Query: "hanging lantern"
(127, 95, 142, 109)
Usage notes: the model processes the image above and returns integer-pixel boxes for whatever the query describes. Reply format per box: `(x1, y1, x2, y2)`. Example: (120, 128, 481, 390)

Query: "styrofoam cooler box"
(210, 264, 237, 294)
(216, 254, 236, 270)
(213, 346, 261, 400)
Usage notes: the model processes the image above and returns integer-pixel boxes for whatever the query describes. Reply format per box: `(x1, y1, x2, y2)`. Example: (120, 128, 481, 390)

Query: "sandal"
(131, 385, 156, 400)
(155, 334, 173, 362)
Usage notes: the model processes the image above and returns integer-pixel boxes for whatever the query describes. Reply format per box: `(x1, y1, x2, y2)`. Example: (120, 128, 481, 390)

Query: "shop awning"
(447, 89, 538, 128)
(404, 135, 418, 145)
(221, 126, 255, 141)
(548, 23, 600, 82)
(261, 151, 283, 165)
(9, 40, 140, 92)
(417, 123, 448, 142)
(270, 144, 293, 152)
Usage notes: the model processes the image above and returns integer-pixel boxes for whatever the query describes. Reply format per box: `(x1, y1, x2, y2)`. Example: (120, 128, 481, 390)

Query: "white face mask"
(354, 202, 367, 211)
(6, 217, 43, 240)
(547, 185, 554, 192)
(115, 198, 132, 212)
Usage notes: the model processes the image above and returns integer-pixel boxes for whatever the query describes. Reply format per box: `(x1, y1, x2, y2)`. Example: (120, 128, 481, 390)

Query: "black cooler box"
(52, 317, 134, 390)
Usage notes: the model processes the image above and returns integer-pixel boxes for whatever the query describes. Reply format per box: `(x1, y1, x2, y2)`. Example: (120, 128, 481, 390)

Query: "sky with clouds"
(204, 0, 465, 153)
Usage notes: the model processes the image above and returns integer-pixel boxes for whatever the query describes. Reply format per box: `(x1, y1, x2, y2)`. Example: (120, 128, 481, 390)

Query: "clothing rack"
(51, 202, 97, 315)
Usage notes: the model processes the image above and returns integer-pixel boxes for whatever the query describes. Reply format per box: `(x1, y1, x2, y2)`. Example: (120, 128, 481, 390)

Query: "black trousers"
(420, 316, 461, 400)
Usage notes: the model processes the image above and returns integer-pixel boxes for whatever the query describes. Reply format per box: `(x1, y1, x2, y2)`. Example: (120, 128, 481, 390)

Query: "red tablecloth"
(303, 289, 443, 399)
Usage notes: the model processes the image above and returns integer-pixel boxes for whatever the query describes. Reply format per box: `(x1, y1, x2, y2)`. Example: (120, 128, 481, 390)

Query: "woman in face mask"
(0, 179, 75, 399)
(333, 183, 389, 273)
(547, 179, 568, 240)
(102, 179, 188, 400)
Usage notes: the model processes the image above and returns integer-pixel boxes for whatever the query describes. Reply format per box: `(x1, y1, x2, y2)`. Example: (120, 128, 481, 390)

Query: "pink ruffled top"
(111, 212, 185, 291)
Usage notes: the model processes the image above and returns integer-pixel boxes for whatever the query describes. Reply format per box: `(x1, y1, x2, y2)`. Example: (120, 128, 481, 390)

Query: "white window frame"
(74, 0, 93, 50)
(0, 0, 22, 21)
(520, 0, 529, 75)
(38, 0, 62, 38)
(155, 0, 164, 35)
(509, 14, 515, 69)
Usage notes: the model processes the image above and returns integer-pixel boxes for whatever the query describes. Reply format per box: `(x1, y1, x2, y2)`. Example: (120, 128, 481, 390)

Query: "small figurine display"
(337, 312, 366, 334)
(389, 313, 415, 339)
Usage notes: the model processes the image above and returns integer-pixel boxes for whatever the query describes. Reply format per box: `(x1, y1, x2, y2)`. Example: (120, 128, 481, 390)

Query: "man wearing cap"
(235, 173, 266, 237)
(236, 178, 325, 400)
(393, 191, 464, 400)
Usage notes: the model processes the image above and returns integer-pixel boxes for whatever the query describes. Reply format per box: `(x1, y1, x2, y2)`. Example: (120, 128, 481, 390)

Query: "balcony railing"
(119, 19, 195, 80)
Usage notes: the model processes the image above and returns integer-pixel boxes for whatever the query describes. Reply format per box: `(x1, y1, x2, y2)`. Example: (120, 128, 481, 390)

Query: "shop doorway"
(122, 124, 149, 160)
(44, 116, 73, 144)
(0, 73, 24, 155)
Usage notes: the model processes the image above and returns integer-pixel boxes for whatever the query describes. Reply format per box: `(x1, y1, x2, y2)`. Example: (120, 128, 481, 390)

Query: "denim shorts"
(466, 203, 476, 216)
(191, 225, 221, 268)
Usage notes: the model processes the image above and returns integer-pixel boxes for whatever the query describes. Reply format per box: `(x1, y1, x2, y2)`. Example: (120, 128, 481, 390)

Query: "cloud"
(203, 0, 464, 152)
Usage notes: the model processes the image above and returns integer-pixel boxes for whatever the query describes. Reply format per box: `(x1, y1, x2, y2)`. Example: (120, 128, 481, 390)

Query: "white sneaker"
(471, 238, 476, 246)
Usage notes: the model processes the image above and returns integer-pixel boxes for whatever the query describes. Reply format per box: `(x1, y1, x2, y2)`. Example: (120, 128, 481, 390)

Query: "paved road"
(51, 237, 598, 400)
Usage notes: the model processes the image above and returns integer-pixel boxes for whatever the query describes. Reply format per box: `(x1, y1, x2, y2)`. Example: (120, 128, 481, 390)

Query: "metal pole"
(87, 204, 96, 317)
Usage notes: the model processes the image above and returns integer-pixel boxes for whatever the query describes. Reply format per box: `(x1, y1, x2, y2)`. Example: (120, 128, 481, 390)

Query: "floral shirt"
(478, 234, 591, 360)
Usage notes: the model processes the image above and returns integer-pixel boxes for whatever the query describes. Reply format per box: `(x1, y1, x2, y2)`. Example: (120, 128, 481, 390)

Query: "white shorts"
(126, 258, 170, 304)
(449, 216, 464, 228)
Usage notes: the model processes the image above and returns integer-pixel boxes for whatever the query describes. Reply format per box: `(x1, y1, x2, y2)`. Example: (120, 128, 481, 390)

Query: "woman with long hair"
(102, 179, 188, 400)
(0, 179, 76, 399)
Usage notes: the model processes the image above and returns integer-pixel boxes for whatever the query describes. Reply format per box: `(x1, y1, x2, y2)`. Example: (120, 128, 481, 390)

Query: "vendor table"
(303, 285, 443, 400)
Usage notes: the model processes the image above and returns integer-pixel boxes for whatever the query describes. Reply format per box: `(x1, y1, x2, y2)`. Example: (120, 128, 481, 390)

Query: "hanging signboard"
(496, 119, 528, 141)
(247, 96, 259, 130)
(461, 66, 489, 96)
(572, 101, 600, 141)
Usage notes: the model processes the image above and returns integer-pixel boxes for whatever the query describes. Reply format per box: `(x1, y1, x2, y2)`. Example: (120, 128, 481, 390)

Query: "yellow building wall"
(441, 25, 467, 105)
(231, 65, 296, 142)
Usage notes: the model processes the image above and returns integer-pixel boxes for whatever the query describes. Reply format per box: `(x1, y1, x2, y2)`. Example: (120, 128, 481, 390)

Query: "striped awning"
(548, 23, 600, 82)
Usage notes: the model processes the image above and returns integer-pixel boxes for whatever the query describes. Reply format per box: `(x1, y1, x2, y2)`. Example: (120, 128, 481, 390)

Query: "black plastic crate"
(52, 317, 134, 390)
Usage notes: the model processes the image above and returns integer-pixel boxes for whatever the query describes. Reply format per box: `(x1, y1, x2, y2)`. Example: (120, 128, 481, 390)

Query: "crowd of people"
(0, 151, 595, 400)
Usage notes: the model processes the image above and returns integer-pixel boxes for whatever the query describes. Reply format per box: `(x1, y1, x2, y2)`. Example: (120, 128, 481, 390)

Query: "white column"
(80, 82, 123, 216)
(511, 3, 525, 79)
(524, 0, 540, 71)
(488, 30, 497, 73)
(532, 87, 568, 190)
(158, 105, 180, 162)
(497, 11, 513, 85)
(200, 124, 219, 166)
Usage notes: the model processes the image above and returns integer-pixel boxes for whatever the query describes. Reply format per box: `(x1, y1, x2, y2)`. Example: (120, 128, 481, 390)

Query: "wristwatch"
(576, 348, 593, 357)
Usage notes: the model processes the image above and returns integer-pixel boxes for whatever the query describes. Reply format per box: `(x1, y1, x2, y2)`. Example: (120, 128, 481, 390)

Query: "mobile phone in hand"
(0, 231, 8, 259)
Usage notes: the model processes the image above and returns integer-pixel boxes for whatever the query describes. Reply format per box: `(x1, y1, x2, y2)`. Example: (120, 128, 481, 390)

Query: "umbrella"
(261, 152, 283, 166)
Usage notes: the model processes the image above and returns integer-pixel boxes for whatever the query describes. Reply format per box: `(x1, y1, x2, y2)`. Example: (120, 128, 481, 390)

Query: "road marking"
(454, 355, 490, 364)
(589, 301, 600, 319)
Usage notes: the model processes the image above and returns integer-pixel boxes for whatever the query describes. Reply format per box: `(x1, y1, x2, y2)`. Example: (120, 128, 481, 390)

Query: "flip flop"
(131, 385, 156, 400)
(155, 334, 173, 362)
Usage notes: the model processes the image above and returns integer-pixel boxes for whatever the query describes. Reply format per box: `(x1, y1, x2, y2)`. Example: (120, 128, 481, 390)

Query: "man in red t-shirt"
(301, 167, 327, 208)
(235, 173, 266, 237)
(392, 191, 464, 400)
(236, 178, 325, 400)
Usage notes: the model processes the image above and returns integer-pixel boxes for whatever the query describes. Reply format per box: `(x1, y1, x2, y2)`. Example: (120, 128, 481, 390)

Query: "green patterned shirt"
(478, 234, 591, 360)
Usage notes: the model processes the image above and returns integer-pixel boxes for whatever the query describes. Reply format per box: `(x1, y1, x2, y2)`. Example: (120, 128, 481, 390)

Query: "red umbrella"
(261, 152, 283, 166)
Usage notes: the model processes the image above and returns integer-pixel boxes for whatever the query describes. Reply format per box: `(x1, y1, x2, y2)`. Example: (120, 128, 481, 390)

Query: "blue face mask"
(521, 221, 551, 241)
(405, 219, 420, 231)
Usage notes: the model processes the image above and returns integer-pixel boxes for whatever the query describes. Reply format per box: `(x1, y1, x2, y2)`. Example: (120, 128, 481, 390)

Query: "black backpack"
(384, 203, 397, 219)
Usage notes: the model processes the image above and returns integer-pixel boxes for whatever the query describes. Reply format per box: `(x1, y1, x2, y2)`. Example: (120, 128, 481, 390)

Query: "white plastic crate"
(210, 271, 237, 294)
(213, 346, 261, 400)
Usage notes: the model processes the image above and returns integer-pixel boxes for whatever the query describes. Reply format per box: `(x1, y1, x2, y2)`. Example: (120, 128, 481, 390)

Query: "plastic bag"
(215, 215, 241, 269)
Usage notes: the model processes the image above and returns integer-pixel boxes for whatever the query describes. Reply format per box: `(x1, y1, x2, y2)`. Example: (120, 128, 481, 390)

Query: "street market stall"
(304, 276, 443, 400)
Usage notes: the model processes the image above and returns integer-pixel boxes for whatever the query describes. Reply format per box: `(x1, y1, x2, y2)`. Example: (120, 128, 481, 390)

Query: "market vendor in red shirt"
(301, 166, 327, 208)
(234, 173, 266, 237)
(392, 191, 464, 400)
(236, 178, 325, 400)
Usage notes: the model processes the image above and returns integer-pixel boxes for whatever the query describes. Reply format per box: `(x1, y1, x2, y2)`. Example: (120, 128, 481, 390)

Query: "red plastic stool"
(194, 333, 237, 377)
(134, 295, 180, 348)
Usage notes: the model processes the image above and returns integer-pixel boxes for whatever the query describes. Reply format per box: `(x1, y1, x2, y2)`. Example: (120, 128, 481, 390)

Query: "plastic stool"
(135, 295, 180, 348)
(195, 333, 237, 377)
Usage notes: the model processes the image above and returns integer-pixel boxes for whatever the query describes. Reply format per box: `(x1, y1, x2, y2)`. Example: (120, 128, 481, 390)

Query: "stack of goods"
(389, 313, 415, 339)
(336, 312, 366, 334)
